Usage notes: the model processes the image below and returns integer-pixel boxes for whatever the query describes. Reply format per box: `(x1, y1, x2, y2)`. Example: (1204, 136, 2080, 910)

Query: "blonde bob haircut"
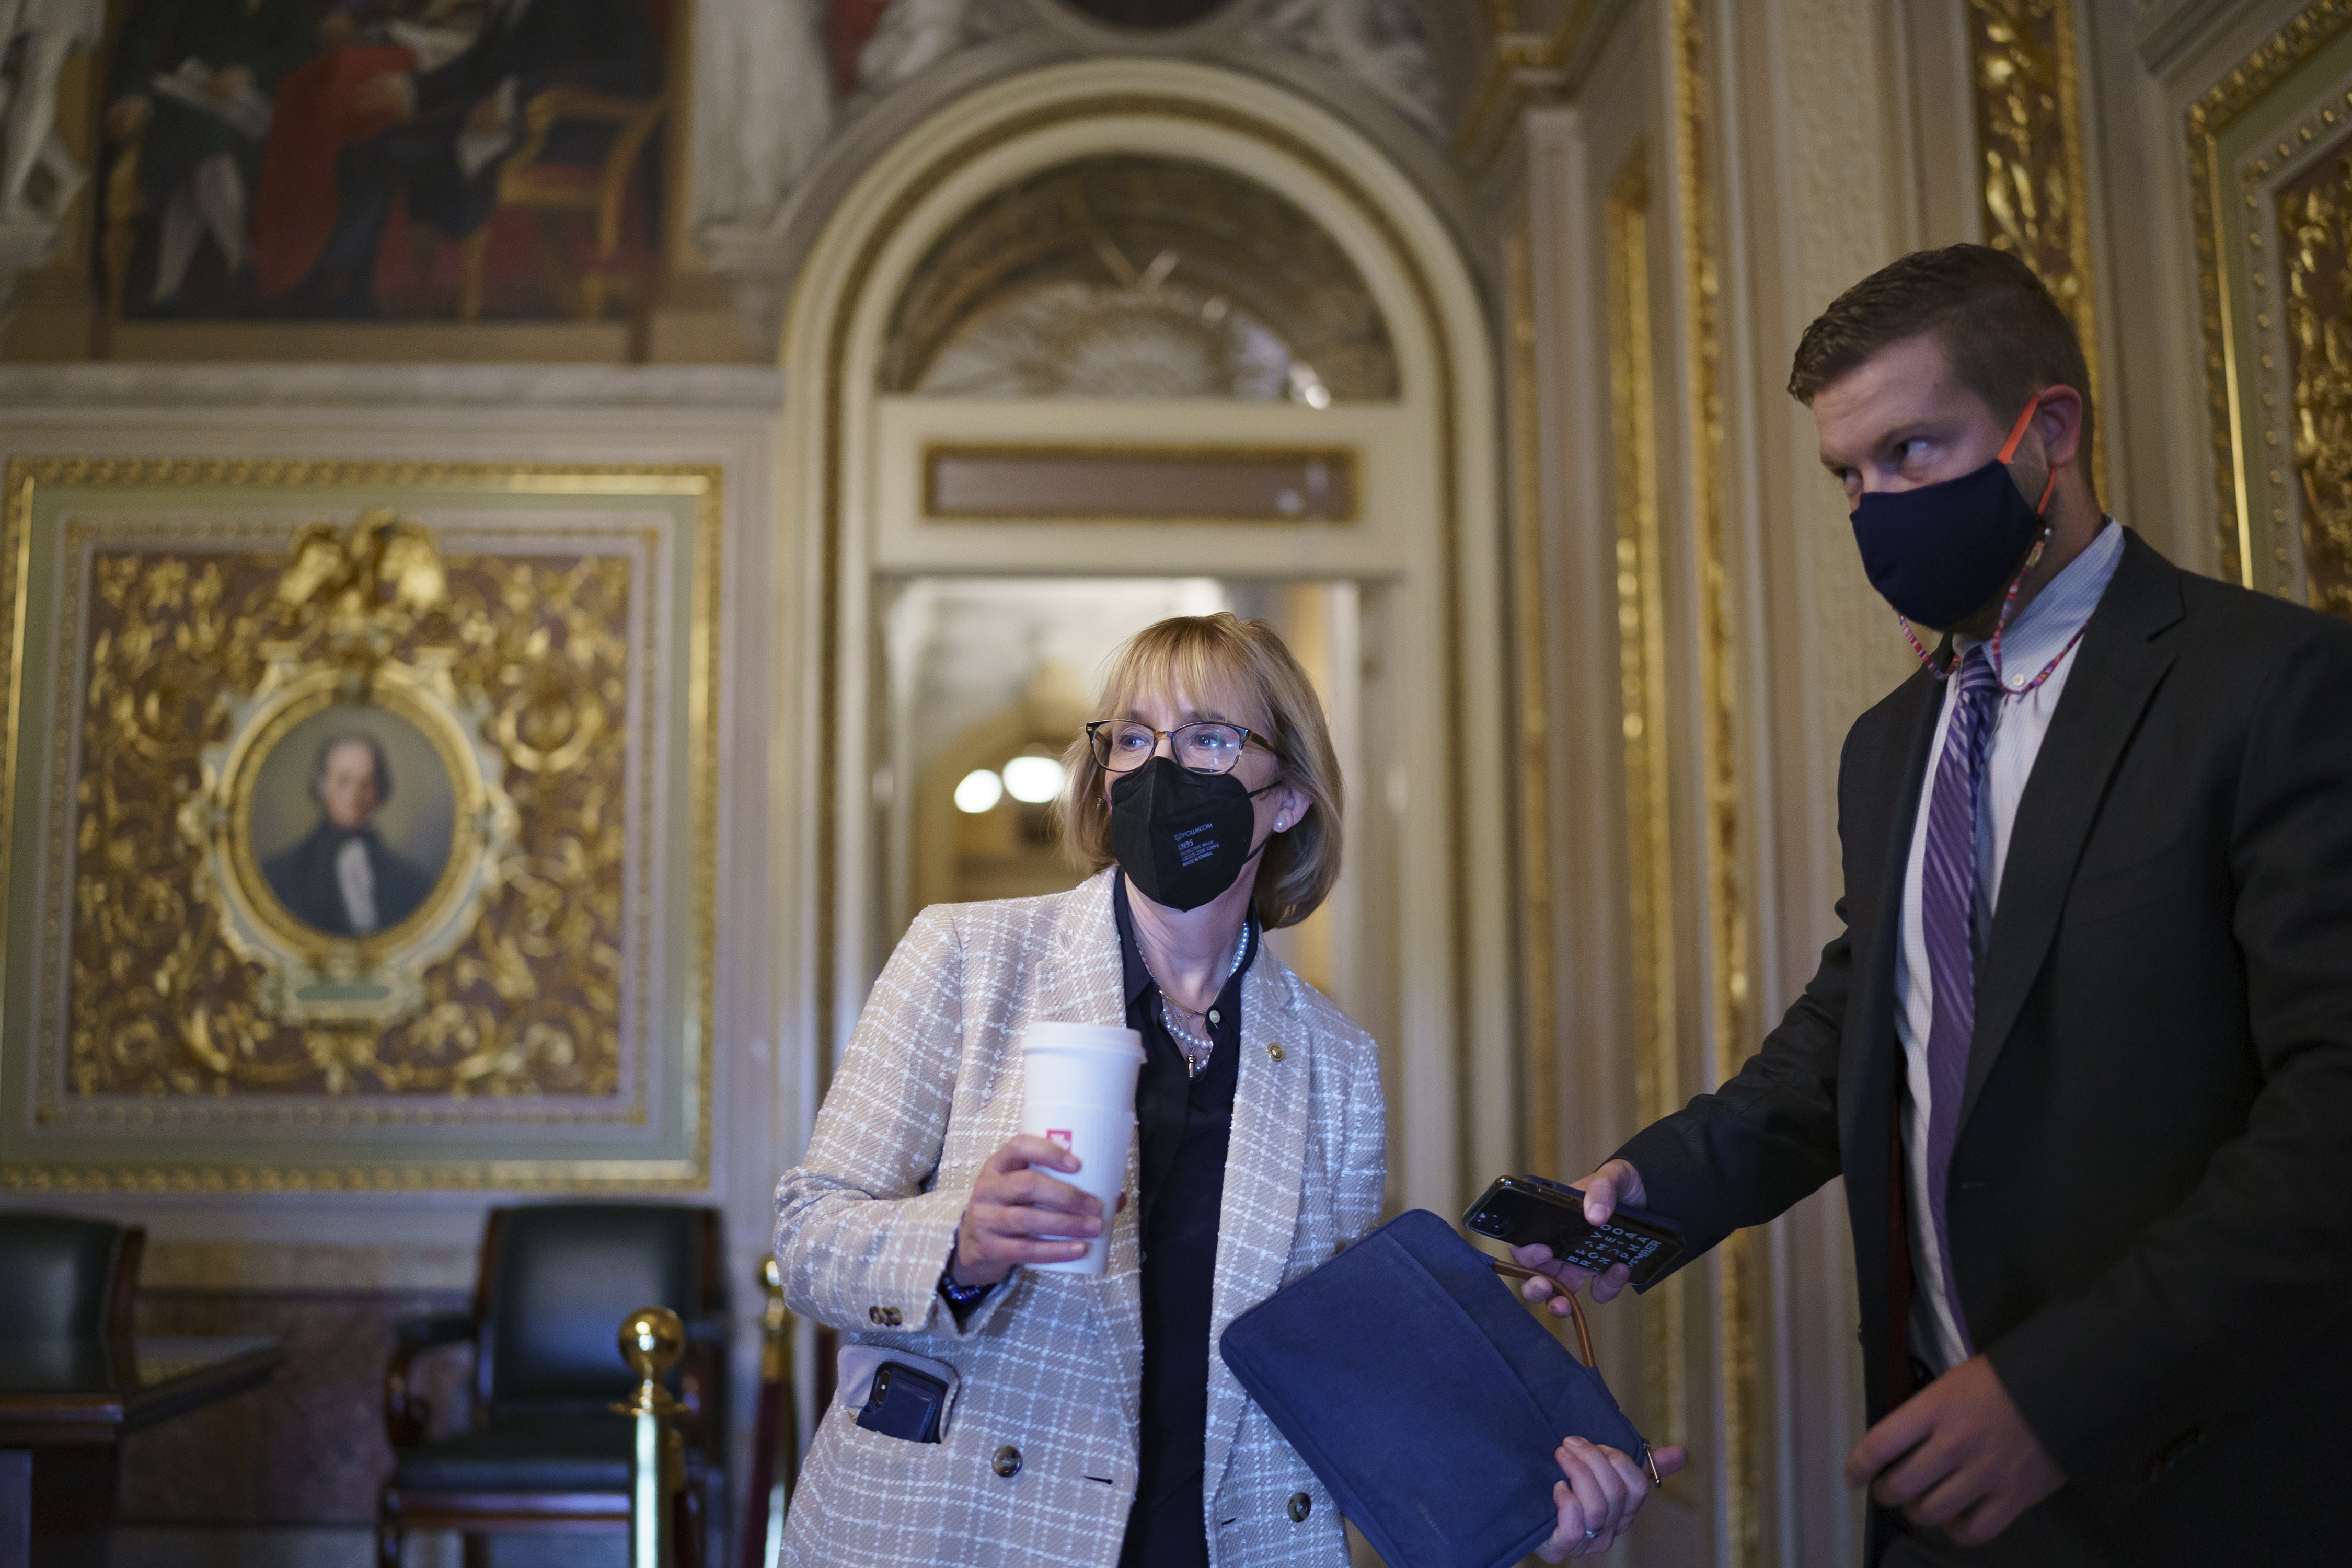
(1056, 613, 1343, 931)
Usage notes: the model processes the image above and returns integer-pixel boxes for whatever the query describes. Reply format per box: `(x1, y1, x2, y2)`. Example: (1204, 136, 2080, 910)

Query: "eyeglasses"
(1085, 720, 1270, 776)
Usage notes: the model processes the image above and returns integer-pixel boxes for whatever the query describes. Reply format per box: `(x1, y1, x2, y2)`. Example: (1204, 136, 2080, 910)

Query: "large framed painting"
(0, 459, 718, 1190)
(91, 0, 677, 325)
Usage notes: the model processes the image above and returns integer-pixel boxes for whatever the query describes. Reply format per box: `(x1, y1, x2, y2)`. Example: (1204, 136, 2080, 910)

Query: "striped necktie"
(1918, 643, 1999, 1358)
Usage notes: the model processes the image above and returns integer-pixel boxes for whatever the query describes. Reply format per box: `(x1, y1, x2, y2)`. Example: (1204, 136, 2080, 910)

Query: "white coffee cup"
(1019, 1022, 1144, 1276)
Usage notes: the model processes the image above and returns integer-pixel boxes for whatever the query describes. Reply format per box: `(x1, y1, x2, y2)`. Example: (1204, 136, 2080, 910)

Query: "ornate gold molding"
(1606, 150, 1685, 1450)
(2270, 105, 2352, 616)
(2218, 86, 2352, 618)
(1670, 1, 1758, 1559)
(1966, 0, 2106, 498)
(1503, 218, 1559, 1182)
(1457, 1, 1624, 173)
(2188, 1, 2352, 586)
(0, 458, 721, 1192)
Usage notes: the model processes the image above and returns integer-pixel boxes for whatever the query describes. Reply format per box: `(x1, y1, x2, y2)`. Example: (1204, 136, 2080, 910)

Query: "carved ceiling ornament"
(693, 0, 1462, 349)
(0, 0, 105, 326)
(879, 153, 1398, 400)
(1242, 0, 1444, 134)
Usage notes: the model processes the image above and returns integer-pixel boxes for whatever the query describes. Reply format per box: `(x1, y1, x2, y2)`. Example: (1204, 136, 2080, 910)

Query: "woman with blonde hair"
(776, 613, 1665, 1566)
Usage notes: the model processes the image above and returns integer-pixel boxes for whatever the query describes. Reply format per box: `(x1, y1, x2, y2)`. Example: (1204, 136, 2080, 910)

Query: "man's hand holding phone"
(1511, 1159, 1647, 1315)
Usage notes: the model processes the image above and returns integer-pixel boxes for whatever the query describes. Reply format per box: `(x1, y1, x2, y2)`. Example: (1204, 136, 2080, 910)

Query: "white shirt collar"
(1958, 518, 2126, 692)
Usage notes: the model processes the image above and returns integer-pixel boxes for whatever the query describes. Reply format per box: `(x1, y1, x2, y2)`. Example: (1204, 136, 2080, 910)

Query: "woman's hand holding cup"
(952, 1135, 1106, 1287)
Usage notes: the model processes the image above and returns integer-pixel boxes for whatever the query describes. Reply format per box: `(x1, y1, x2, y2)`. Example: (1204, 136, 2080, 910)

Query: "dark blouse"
(1114, 876, 1258, 1568)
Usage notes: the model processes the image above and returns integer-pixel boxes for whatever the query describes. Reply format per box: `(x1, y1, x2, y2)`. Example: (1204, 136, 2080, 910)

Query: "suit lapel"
(1200, 953, 1311, 1508)
(1840, 667, 1947, 1162)
(1961, 536, 2186, 1125)
(1032, 872, 1147, 1428)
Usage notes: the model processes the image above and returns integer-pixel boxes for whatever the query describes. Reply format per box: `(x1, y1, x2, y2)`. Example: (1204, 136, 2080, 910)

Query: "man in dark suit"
(262, 733, 434, 936)
(291, 0, 658, 316)
(1517, 246, 2352, 1565)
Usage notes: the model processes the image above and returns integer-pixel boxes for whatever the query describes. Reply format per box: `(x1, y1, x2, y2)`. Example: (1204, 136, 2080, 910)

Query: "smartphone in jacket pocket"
(838, 1344, 960, 1444)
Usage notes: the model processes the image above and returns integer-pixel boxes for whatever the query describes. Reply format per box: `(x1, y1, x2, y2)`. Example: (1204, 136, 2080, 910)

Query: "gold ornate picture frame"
(0, 460, 719, 1191)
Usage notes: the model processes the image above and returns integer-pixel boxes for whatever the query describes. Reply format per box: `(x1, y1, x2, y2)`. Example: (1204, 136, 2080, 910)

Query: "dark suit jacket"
(261, 821, 435, 937)
(1616, 531, 2352, 1563)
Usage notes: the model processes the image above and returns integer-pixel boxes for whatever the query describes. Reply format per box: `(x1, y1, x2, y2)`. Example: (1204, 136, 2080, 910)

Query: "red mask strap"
(1996, 394, 2040, 462)
(1997, 393, 2061, 514)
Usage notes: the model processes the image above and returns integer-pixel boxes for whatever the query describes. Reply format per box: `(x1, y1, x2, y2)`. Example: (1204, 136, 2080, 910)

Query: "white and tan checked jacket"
(775, 869, 1386, 1568)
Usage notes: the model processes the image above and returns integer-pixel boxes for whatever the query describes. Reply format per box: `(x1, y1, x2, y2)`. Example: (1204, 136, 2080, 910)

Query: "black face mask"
(1847, 394, 2060, 632)
(1108, 757, 1277, 912)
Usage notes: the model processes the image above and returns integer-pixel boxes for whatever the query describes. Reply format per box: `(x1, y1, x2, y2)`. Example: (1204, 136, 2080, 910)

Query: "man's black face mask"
(1848, 394, 2058, 631)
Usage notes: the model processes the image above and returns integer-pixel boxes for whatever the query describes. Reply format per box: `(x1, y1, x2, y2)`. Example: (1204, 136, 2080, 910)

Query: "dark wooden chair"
(0, 1212, 144, 1338)
(375, 1203, 724, 1568)
(456, 88, 669, 324)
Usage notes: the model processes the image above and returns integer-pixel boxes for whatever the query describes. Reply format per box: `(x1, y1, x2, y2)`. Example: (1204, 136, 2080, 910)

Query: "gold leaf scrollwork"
(71, 519, 638, 1102)
(1967, 0, 2103, 492)
(2280, 153, 2352, 617)
(1970, 2, 2078, 296)
(271, 509, 452, 679)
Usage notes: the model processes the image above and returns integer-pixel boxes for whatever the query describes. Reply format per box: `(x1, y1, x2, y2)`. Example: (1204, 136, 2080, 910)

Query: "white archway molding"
(776, 57, 1513, 1220)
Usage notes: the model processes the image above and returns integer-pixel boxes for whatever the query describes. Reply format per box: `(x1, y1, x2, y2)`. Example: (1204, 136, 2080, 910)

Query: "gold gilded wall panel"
(0, 460, 719, 1191)
(53, 536, 630, 1103)
(1670, 1, 1760, 1559)
(2280, 144, 2352, 616)
(1966, 0, 2104, 494)
(1606, 152, 1686, 1452)
(1503, 218, 1560, 1183)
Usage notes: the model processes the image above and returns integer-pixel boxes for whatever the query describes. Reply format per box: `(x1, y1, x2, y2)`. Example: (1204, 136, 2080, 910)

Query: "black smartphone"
(1463, 1173, 1687, 1289)
(855, 1360, 949, 1444)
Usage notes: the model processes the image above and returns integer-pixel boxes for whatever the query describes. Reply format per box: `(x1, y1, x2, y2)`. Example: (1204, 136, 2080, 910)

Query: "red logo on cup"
(1046, 1130, 1073, 1149)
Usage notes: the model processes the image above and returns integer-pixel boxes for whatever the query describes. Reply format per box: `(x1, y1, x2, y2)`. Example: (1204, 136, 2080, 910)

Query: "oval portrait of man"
(247, 705, 458, 939)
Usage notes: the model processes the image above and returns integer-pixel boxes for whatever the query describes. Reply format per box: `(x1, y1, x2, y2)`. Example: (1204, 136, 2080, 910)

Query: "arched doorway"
(778, 57, 1509, 1223)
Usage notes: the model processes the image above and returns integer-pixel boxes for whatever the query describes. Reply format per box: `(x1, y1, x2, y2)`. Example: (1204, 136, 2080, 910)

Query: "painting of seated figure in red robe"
(97, 0, 670, 323)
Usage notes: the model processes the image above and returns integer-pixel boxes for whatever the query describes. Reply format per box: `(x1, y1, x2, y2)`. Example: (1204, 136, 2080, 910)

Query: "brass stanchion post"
(759, 1258, 795, 1566)
(615, 1306, 686, 1568)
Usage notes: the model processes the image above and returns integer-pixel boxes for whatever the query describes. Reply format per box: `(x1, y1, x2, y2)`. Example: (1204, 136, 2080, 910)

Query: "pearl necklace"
(1149, 926, 1248, 1078)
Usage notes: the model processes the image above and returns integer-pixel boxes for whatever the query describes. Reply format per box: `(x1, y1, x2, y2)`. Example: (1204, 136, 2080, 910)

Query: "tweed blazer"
(775, 869, 1386, 1568)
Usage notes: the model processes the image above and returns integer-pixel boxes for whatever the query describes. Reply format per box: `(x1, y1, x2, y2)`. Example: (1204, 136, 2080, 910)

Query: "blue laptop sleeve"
(1218, 1208, 1652, 1568)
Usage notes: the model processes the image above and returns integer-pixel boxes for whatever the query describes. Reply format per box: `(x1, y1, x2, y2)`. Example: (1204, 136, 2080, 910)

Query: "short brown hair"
(1788, 244, 2094, 487)
(1055, 613, 1342, 930)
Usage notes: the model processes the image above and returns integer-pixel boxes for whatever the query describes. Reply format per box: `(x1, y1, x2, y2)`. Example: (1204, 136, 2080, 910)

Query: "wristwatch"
(938, 1246, 993, 1312)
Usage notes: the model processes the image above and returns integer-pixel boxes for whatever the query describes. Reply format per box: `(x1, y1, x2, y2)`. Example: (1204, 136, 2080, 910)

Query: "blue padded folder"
(1219, 1209, 1651, 1568)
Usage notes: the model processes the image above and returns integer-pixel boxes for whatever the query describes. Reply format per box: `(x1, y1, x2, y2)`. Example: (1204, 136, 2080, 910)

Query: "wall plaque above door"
(923, 443, 1357, 523)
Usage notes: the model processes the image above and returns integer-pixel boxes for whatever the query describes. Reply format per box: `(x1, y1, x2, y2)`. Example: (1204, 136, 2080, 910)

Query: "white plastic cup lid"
(1020, 1021, 1144, 1060)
